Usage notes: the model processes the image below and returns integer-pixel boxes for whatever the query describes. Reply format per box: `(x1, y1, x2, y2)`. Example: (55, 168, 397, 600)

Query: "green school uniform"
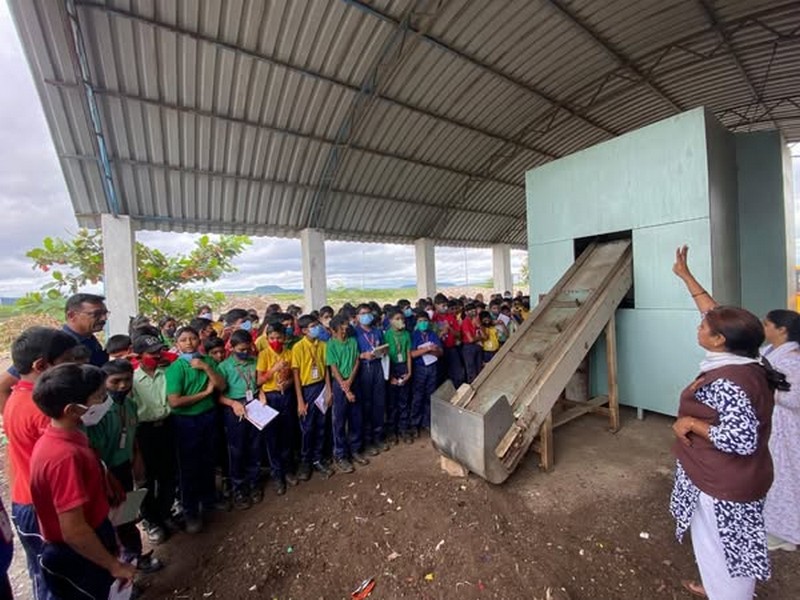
(86, 394, 138, 468)
(386, 329, 411, 364)
(325, 337, 359, 379)
(217, 355, 258, 400)
(165, 356, 218, 416)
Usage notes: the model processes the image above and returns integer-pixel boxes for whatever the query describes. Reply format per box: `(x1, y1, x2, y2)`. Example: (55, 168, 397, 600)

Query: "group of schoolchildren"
(0, 290, 529, 599)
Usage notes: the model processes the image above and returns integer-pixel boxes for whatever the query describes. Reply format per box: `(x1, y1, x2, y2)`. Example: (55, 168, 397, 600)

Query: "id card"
(118, 431, 127, 450)
(245, 389, 255, 403)
(311, 365, 320, 379)
(397, 353, 403, 363)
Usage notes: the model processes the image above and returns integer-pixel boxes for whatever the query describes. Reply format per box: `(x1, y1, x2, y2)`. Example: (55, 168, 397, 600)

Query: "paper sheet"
(422, 353, 438, 366)
(372, 344, 390, 358)
(108, 489, 147, 526)
(314, 389, 329, 414)
(381, 355, 390, 381)
(245, 400, 279, 431)
(108, 580, 133, 600)
(497, 313, 511, 326)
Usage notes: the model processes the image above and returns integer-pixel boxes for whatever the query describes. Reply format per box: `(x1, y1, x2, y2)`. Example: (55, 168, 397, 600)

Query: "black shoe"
(380, 440, 391, 452)
(284, 472, 299, 486)
(352, 452, 370, 466)
(234, 491, 252, 511)
(136, 550, 164, 574)
(297, 463, 312, 481)
(274, 479, 287, 496)
(250, 487, 264, 505)
(402, 432, 414, 444)
(335, 458, 355, 474)
(366, 445, 380, 457)
(313, 461, 334, 479)
(388, 434, 399, 445)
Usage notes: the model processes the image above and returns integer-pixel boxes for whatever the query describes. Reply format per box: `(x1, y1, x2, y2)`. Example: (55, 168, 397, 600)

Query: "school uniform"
(354, 325, 386, 449)
(132, 367, 176, 532)
(460, 317, 483, 383)
(30, 426, 117, 600)
(326, 336, 362, 460)
(385, 328, 412, 438)
(481, 326, 500, 364)
(411, 329, 443, 430)
(217, 355, 262, 495)
(292, 337, 328, 467)
(433, 313, 465, 388)
(257, 345, 295, 482)
(165, 356, 220, 518)
(86, 392, 141, 560)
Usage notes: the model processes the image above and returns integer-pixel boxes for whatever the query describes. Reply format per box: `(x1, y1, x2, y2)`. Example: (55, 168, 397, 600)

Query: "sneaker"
(366, 445, 380, 457)
(387, 434, 399, 445)
(274, 479, 287, 496)
(352, 452, 370, 466)
(335, 458, 355, 474)
(233, 491, 252, 511)
(184, 515, 203, 534)
(136, 551, 164, 574)
(250, 487, 264, 505)
(284, 472, 299, 486)
(380, 440, 391, 452)
(297, 463, 312, 481)
(145, 522, 167, 545)
(313, 461, 334, 479)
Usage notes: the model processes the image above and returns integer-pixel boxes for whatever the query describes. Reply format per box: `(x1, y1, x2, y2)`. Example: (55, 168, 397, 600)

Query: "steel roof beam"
(45, 79, 523, 191)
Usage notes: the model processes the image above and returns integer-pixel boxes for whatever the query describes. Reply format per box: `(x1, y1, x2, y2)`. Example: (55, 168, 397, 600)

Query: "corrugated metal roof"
(8, 0, 800, 249)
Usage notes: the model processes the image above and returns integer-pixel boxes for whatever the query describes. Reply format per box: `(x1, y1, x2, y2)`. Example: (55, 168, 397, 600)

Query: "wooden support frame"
(532, 314, 620, 471)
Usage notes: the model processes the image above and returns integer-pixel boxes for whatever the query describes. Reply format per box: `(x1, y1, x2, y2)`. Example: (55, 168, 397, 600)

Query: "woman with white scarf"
(671, 245, 789, 599)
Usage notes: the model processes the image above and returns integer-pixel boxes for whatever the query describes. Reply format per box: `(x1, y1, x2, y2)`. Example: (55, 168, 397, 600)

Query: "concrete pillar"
(492, 243, 513, 294)
(101, 214, 138, 335)
(415, 238, 436, 299)
(300, 228, 327, 311)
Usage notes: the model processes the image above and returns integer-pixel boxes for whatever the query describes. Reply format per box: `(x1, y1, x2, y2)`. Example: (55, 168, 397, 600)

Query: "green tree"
(519, 256, 529, 286)
(19, 229, 251, 321)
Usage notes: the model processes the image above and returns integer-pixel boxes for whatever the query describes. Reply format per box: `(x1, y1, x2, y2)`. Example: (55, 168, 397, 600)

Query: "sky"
(0, 1, 797, 298)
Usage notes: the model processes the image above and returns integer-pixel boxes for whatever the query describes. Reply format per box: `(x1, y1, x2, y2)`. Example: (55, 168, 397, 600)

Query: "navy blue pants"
(40, 519, 117, 600)
(136, 418, 176, 529)
(358, 359, 386, 447)
(444, 346, 465, 388)
(412, 362, 438, 430)
(332, 379, 362, 459)
(223, 400, 263, 493)
(173, 410, 217, 517)
(483, 350, 497, 364)
(299, 382, 326, 465)
(264, 390, 294, 479)
(12, 502, 54, 600)
(386, 363, 412, 436)
(462, 343, 482, 383)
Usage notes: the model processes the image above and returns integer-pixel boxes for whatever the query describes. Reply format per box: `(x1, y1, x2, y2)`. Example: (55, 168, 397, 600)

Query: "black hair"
(297, 315, 317, 330)
(71, 345, 92, 363)
(65, 293, 105, 316)
(310, 310, 320, 320)
(765, 309, 800, 344)
(319, 306, 334, 317)
(105, 334, 132, 355)
(434, 293, 448, 305)
(356, 303, 371, 313)
(415, 309, 430, 320)
(102, 359, 134, 376)
(128, 315, 151, 335)
(340, 306, 355, 319)
(229, 330, 253, 347)
(189, 318, 214, 334)
(203, 337, 225, 353)
(464, 302, 477, 312)
(158, 316, 177, 328)
(760, 356, 791, 392)
(175, 326, 199, 339)
(132, 325, 162, 341)
(266, 303, 281, 314)
(479, 310, 492, 322)
(397, 299, 410, 308)
(196, 305, 212, 314)
(489, 300, 502, 308)
(224, 308, 249, 326)
(12, 327, 79, 375)
(266, 323, 286, 336)
(33, 363, 106, 419)
(330, 314, 350, 332)
(704, 306, 764, 358)
(386, 307, 403, 319)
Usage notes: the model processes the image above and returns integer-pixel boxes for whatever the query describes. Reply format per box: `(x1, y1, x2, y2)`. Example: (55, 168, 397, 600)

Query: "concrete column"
(415, 238, 436, 299)
(101, 214, 138, 335)
(492, 243, 513, 294)
(300, 228, 327, 311)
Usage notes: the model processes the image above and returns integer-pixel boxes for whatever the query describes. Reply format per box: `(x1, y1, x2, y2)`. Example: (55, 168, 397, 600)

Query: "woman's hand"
(672, 245, 692, 280)
(673, 416, 696, 446)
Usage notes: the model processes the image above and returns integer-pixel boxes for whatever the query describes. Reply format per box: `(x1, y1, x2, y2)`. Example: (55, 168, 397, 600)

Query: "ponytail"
(760, 356, 790, 392)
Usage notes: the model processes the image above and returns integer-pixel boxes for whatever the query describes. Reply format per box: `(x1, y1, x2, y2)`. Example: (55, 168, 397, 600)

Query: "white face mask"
(80, 397, 113, 427)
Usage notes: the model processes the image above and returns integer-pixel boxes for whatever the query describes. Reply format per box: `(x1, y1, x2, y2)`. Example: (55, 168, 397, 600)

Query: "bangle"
(691, 291, 707, 298)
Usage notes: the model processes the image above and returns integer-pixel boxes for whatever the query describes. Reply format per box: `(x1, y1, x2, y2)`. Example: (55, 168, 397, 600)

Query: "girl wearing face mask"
(354, 304, 388, 456)
(386, 309, 414, 444)
(410, 310, 444, 436)
(217, 330, 263, 510)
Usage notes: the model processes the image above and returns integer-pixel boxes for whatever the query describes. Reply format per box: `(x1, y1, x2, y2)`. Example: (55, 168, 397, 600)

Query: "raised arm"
(672, 245, 718, 313)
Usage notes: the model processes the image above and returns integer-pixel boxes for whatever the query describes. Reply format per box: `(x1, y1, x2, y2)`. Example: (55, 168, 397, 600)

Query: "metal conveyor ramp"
(431, 240, 633, 484)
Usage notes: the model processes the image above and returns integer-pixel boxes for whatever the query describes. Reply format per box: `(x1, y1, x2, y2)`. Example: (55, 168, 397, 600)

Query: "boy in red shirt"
(432, 294, 464, 389)
(30, 363, 136, 599)
(3, 327, 78, 600)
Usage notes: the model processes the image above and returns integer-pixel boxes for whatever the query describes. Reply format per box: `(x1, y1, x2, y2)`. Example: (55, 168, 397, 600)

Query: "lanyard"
(233, 360, 256, 392)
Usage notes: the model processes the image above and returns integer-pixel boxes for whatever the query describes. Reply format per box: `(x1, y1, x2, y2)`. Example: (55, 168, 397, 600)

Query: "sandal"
(681, 580, 707, 598)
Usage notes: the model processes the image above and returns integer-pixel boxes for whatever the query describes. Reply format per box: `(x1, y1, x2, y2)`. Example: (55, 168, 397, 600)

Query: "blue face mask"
(285, 326, 294, 336)
(403, 308, 413, 318)
(358, 314, 374, 326)
(180, 352, 199, 362)
(308, 325, 323, 339)
(239, 320, 252, 332)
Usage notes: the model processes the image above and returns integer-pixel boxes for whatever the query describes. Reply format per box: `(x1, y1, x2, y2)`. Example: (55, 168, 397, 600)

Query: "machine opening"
(574, 230, 635, 309)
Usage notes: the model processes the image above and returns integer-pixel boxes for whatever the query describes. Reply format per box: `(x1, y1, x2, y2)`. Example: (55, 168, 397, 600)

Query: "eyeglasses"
(81, 309, 109, 318)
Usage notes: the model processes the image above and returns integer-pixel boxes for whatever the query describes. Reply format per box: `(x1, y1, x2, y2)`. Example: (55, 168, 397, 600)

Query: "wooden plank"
(606, 315, 620, 433)
(538, 411, 553, 472)
(495, 422, 525, 459)
(553, 395, 609, 428)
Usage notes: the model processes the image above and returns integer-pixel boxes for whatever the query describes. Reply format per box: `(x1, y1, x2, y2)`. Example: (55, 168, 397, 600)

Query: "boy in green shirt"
(217, 330, 263, 509)
(385, 308, 413, 444)
(326, 315, 369, 474)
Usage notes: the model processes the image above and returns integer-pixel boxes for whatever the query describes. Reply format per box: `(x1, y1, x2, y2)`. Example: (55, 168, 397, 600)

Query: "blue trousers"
(332, 379, 362, 459)
(264, 390, 294, 479)
(358, 360, 386, 447)
(299, 382, 326, 465)
(412, 362, 438, 429)
(462, 343, 482, 384)
(387, 363, 412, 436)
(40, 519, 116, 600)
(483, 350, 497, 364)
(444, 346, 465, 388)
(12, 502, 54, 600)
(223, 400, 263, 492)
(173, 410, 218, 517)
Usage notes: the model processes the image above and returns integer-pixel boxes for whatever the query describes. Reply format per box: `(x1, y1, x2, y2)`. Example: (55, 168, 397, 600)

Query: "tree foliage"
(519, 256, 529, 287)
(20, 229, 251, 321)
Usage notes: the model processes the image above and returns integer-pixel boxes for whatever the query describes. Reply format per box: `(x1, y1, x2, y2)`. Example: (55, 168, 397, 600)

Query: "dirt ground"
(6, 408, 800, 599)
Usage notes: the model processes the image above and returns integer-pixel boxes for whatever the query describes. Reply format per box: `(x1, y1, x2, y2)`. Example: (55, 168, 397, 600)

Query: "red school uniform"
(29, 426, 110, 543)
(461, 317, 479, 344)
(2, 381, 49, 505)
(433, 313, 460, 349)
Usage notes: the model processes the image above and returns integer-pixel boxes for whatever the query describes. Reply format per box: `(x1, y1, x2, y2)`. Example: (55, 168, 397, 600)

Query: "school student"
(30, 363, 137, 599)
(326, 315, 369, 473)
(201, 335, 232, 510)
(432, 294, 465, 388)
(385, 309, 413, 444)
(105, 334, 133, 361)
(410, 311, 443, 435)
(87, 360, 162, 573)
(480, 310, 501, 364)
(256, 324, 297, 495)
(318, 306, 334, 342)
(460, 303, 484, 384)
(292, 315, 333, 480)
(354, 303, 388, 455)
(131, 335, 176, 545)
(217, 330, 263, 509)
(203, 337, 226, 364)
(3, 327, 78, 600)
(165, 326, 227, 534)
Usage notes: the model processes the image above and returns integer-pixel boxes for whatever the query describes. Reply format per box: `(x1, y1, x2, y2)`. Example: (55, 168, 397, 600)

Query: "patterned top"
(669, 377, 771, 580)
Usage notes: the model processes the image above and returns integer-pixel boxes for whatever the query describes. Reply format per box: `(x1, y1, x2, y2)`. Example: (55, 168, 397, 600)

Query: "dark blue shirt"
(354, 326, 384, 356)
(411, 330, 442, 367)
(62, 325, 108, 367)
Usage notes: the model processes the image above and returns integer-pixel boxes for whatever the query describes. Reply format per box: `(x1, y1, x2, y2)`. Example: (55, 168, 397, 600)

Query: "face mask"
(239, 320, 252, 332)
(403, 308, 413, 318)
(180, 352, 199, 362)
(308, 325, 322, 339)
(268, 340, 284, 353)
(140, 355, 159, 369)
(426, 310, 434, 319)
(164, 327, 176, 338)
(437, 306, 447, 314)
(285, 326, 294, 337)
(80, 397, 113, 426)
(199, 312, 212, 320)
(108, 389, 129, 404)
(358, 314, 374, 326)
(416, 321, 430, 332)
(234, 351, 250, 360)
(392, 319, 406, 330)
